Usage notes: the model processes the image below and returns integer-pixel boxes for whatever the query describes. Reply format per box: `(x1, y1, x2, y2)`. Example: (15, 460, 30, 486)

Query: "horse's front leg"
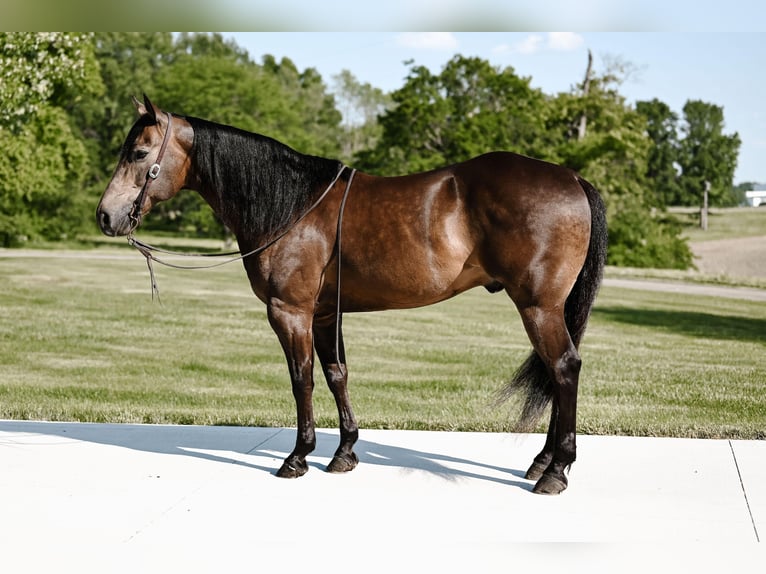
(313, 315, 359, 473)
(268, 302, 317, 478)
(525, 402, 558, 481)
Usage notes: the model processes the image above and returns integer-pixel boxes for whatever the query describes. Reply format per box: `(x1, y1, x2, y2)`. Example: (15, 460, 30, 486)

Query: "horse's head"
(96, 95, 193, 236)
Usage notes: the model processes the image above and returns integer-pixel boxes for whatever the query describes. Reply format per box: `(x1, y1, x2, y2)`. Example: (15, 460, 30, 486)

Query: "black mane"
(186, 116, 342, 240)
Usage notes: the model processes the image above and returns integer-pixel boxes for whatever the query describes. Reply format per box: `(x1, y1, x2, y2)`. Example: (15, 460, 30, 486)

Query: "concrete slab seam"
(245, 427, 286, 455)
(729, 439, 760, 542)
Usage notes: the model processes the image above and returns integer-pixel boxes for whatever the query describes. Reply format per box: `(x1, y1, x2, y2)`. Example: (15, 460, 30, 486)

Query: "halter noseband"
(128, 111, 174, 231)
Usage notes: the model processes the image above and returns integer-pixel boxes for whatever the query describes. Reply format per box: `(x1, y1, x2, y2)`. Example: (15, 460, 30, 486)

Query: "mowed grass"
(1, 248, 764, 438)
(671, 206, 766, 242)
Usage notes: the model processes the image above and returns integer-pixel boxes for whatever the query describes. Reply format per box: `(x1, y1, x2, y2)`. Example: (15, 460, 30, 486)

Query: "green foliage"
(636, 98, 683, 206)
(552, 81, 691, 269)
(634, 99, 741, 208)
(607, 206, 694, 269)
(0, 108, 91, 246)
(260, 55, 342, 157)
(678, 100, 741, 207)
(0, 34, 744, 270)
(356, 56, 548, 174)
(0, 32, 101, 130)
(0, 33, 102, 246)
(72, 33, 173, 184)
(332, 69, 392, 163)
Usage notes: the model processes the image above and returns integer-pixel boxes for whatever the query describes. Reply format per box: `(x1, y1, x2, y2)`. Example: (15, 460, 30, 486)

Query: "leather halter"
(128, 111, 174, 231)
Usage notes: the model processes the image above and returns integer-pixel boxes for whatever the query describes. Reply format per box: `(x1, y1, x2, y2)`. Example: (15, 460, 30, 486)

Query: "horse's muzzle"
(96, 206, 134, 237)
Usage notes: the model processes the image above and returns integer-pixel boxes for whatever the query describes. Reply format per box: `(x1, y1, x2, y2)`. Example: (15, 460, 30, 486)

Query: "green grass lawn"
(671, 206, 766, 242)
(1, 247, 764, 438)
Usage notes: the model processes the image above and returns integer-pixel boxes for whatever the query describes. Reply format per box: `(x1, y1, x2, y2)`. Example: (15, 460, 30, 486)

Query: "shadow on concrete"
(0, 420, 533, 491)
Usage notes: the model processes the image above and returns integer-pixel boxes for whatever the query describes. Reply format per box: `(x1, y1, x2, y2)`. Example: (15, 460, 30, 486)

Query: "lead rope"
(134, 166, 356, 370)
(335, 168, 356, 363)
(127, 163, 349, 301)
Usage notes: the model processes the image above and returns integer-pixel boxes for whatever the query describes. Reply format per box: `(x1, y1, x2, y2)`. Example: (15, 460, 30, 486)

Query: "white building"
(744, 190, 766, 207)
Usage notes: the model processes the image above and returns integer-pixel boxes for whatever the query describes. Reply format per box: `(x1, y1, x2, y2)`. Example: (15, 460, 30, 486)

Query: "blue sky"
(226, 32, 765, 184)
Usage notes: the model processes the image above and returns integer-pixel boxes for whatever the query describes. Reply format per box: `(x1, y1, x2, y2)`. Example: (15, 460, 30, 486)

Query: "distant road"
(603, 278, 766, 302)
(0, 248, 137, 260)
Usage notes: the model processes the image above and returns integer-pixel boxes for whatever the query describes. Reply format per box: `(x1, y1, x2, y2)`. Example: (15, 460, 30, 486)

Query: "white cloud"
(395, 32, 459, 50)
(516, 34, 545, 54)
(547, 32, 585, 51)
(495, 32, 584, 55)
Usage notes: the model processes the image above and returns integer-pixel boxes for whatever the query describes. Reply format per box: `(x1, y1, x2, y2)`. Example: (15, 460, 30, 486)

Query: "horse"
(96, 95, 607, 495)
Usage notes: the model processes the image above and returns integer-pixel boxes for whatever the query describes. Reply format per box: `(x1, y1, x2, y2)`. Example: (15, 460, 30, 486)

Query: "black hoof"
(276, 459, 309, 479)
(532, 473, 568, 495)
(525, 460, 549, 481)
(326, 452, 359, 473)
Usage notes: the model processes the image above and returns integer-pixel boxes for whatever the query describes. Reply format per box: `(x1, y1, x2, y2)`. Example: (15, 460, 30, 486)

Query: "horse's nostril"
(98, 210, 114, 236)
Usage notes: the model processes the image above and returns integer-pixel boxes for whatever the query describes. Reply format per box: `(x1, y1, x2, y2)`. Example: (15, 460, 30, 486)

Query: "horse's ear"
(132, 95, 146, 116)
(141, 93, 158, 122)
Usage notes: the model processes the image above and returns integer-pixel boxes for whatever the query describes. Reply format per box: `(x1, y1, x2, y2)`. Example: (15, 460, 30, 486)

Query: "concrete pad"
(0, 421, 762, 572)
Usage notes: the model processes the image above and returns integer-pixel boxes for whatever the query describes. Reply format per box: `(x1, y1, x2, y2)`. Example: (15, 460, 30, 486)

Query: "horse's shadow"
(0, 420, 534, 491)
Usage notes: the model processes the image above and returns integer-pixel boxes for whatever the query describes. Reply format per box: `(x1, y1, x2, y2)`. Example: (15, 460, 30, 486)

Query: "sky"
(225, 32, 765, 184)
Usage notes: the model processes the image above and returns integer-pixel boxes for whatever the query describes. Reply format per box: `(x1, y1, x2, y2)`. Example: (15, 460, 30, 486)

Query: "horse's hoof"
(326, 452, 359, 473)
(532, 473, 568, 495)
(276, 459, 308, 478)
(525, 460, 549, 481)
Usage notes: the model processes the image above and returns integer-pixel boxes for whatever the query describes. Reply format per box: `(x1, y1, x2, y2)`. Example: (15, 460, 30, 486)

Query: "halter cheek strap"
(128, 111, 174, 230)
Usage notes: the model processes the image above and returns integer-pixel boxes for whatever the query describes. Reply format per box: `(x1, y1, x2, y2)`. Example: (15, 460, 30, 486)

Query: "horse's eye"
(135, 150, 149, 161)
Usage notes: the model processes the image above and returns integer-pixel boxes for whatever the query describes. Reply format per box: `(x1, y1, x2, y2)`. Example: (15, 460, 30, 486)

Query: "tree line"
(0, 32, 744, 269)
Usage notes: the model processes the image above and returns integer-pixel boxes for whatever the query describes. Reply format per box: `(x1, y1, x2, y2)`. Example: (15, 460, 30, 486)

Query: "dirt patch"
(690, 235, 766, 279)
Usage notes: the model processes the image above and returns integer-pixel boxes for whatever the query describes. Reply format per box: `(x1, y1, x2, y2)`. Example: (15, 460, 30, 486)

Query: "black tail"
(498, 176, 608, 431)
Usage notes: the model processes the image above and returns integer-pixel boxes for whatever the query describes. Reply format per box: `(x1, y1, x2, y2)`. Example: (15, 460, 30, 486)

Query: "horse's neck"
(188, 119, 344, 243)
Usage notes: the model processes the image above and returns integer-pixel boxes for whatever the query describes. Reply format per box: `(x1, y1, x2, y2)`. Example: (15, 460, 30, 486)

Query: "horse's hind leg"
(313, 315, 359, 473)
(517, 304, 581, 495)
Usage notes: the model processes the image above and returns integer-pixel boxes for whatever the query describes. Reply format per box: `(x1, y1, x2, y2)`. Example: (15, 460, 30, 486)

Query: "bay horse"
(96, 95, 607, 495)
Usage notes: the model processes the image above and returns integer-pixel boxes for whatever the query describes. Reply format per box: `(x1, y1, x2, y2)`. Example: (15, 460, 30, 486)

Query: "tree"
(332, 69, 391, 163)
(636, 98, 682, 207)
(72, 33, 174, 187)
(0, 32, 101, 130)
(547, 62, 651, 208)
(357, 55, 548, 174)
(0, 33, 102, 246)
(677, 100, 741, 207)
(537, 55, 692, 269)
(261, 55, 342, 157)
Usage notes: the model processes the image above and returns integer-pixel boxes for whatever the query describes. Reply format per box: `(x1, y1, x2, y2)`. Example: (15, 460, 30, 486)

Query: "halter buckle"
(148, 163, 161, 179)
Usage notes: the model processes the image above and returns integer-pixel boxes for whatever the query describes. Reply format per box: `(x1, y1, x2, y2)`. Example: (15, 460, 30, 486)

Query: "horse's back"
(455, 151, 584, 201)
